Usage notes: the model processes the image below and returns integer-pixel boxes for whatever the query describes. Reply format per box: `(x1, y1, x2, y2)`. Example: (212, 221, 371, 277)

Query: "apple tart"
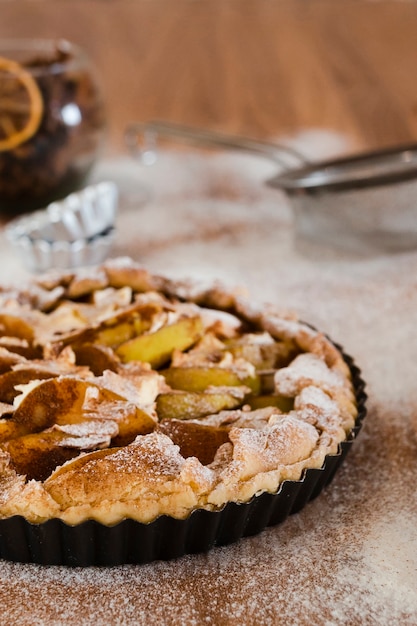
(0, 258, 366, 564)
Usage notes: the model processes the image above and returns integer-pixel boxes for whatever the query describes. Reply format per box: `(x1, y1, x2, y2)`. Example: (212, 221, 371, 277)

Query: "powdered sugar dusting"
(274, 353, 346, 396)
(0, 135, 416, 624)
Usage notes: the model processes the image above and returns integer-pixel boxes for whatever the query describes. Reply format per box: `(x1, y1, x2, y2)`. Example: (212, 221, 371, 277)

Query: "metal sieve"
(126, 121, 417, 255)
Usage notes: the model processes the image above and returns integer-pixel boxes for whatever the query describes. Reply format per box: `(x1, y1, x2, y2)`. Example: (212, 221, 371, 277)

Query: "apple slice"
(157, 419, 230, 465)
(45, 446, 120, 484)
(0, 368, 59, 404)
(156, 387, 248, 421)
(0, 313, 35, 342)
(52, 301, 161, 349)
(12, 377, 93, 432)
(246, 394, 294, 412)
(0, 418, 29, 443)
(162, 366, 260, 394)
(116, 316, 204, 368)
(225, 335, 299, 369)
(12, 376, 155, 437)
(72, 343, 120, 375)
(2, 429, 81, 481)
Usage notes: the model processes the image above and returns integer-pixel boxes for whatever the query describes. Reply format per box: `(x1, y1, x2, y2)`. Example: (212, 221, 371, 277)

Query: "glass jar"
(0, 39, 106, 214)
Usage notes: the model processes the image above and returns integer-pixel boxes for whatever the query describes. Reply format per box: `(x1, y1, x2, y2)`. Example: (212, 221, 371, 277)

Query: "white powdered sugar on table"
(0, 130, 416, 625)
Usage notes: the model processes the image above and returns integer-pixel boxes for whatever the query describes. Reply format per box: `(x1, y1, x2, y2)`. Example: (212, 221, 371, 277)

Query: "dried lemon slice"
(0, 56, 43, 152)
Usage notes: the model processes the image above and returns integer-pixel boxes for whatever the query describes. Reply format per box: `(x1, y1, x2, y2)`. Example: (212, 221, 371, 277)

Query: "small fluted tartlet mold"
(0, 348, 367, 567)
(5, 182, 118, 272)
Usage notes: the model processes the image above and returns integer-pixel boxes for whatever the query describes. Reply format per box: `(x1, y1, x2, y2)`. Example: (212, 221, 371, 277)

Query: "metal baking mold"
(0, 349, 367, 566)
(5, 181, 118, 272)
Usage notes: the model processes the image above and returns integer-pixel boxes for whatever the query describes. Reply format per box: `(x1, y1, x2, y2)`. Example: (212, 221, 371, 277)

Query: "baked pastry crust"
(0, 258, 357, 525)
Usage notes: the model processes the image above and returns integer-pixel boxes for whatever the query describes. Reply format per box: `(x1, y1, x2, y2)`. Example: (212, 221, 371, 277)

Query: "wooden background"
(1, 1, 417, 154)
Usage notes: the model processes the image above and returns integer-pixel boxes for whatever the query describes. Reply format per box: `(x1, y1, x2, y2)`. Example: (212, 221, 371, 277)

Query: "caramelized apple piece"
(157, 419, 230, 465)
(0, 369, 59, 404)
(0, 419, 29, 443)
(1, 430, 81, 481)
(246, 394, 294, 412)
(86, 305, 160, 350)
(0, 338, 42, 360)
(13, 377, 92, 432)
(93, 321, 136, 347)
(111, 411, 155, 446)
(162, 366, 260, 394)
(0, 314, 35, 342)
(91, 315, 154, 347)
(0, 347, 27, 375)
(258, 369, 276, 394)
(225, 335, 299, 369)
(45, 447, 120, 483)
(72, 343, 120, 375)
(13, 377, 117, 430)
(0, 401, 29, 443)
(82, 398, 155, 446)
(116, 317, 204, 368)
(156, 388, 248, 421)
(12, 377, 156, 438)
(53, 302, 160, 349)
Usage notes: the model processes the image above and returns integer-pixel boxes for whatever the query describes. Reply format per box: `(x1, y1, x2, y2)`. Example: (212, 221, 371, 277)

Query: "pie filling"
(0, 258, 357, 525)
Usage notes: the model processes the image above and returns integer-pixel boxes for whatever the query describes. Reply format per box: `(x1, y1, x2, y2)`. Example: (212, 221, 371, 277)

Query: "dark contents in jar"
(0, 42, 106, 215)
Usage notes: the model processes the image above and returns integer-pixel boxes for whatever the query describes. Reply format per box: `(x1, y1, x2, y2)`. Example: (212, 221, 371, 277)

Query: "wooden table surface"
(1, 0, 417, 153)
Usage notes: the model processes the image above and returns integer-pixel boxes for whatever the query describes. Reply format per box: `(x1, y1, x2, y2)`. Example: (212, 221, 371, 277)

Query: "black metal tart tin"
(0, 350, 367, 566)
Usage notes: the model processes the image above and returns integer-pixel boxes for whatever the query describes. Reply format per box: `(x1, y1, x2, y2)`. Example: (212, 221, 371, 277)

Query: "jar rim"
(0, 38, 87, 76)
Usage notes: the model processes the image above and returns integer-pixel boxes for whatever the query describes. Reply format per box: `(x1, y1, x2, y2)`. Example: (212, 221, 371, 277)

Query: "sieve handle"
(125, 120, 309, 170)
